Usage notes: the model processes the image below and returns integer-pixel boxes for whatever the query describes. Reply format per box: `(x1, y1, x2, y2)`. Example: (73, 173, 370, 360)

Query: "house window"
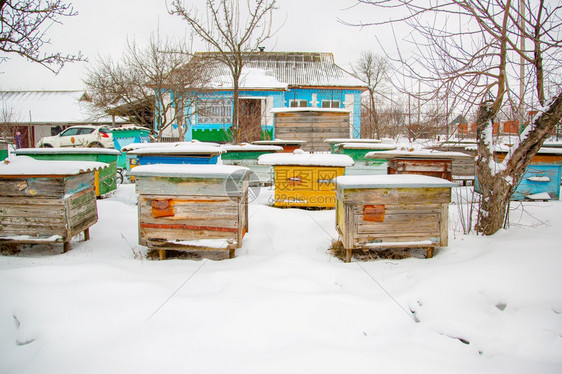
(289, 99, 308, 108)
(197, 99, 232, 124)
(321, 100, 340, 108)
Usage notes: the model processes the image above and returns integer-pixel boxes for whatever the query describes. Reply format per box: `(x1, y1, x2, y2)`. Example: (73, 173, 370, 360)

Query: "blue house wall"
(157, 88, 363, 142)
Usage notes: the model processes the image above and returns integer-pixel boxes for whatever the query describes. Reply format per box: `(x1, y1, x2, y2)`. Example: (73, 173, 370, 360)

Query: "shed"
(335, 174, 455, 262)
(0, 156, 104, 252)
(258, 151, 354, 208)
(15, 148, 121, 196)
(132, 164, 251, 260)
(272, 108, 351, 152)
(110, 126, 151, 169)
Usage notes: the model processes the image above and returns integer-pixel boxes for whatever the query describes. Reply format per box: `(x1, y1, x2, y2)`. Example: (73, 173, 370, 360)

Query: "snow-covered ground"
(1, 183, 561, 373)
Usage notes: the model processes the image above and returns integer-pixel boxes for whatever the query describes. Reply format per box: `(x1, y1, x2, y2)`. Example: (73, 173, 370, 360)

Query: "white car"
(36, 125, 114, 148)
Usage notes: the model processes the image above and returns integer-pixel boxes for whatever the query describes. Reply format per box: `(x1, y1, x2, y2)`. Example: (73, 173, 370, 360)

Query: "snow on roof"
(336, 174, 456, 189)
(194, 52, 366, 89)
(15, 147, 121, 156)
(221, 143, 283, 152)
(258, 150, 354, 167)
(271, 107, 350, 114)
(0, 156, 108, 176)
(111, 126, 151, 132)
(131, 164, 250, 179)
(210, 68, 288, 90)
(126, 142, 223, 155)
(0, 91, 123, 124)
(252, 139, 307, 146)
(324, 138, 382, 144)
(365, 149, 474, 159)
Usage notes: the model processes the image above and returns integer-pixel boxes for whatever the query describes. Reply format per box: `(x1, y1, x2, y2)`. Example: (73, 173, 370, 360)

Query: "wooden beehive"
(273, 109, 351, 152)
(335, 174, 455, 262)
(132, 164, 250, 260)
(258, 152, 354, 209)
(0, 157, 102, 253)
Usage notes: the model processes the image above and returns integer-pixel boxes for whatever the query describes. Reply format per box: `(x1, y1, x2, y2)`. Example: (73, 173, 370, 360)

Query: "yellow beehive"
(258, 151, 354, 208)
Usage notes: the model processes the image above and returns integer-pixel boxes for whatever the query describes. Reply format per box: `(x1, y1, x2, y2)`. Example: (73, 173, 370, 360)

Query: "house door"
(238, 99, 262, 143)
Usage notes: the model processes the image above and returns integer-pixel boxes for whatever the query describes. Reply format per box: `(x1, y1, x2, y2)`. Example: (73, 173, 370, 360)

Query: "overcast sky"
(0, 0, 401, 91)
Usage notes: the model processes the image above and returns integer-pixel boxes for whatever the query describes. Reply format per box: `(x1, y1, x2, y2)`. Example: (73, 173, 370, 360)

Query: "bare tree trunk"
(476, 92, 562, 235)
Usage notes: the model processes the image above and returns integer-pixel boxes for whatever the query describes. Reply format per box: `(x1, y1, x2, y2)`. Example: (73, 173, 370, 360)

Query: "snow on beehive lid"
(336, 174, 456, 189)
(324, 138, 381, 145)
(338, 143, 397, 150)
(365, 148, 473, 159)
(127, 142, 223, 155)
(15, 147, 121, 156)
(252, 139, 307, 146)
(0, 156, 108, 176)
(221, 143, 283, 152)
(131, 164, 251, 179)
(258, 150, 354, 167)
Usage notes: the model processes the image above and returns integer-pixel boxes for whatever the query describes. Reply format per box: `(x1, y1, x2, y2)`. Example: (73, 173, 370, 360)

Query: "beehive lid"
(325, 138, 381, 145)
(365, 149, 473, 159)
(131, 164, 251, 180)
(258, 150, 354, 167)
(336, 174, 456, 189)
(338, 143, 397, 150)
(0, 156, 108, 176)
(252, 139, 307, 146)
(221, 143, 283, 152)
(127, 142, 223, 156)
(15, 147, 121, 156)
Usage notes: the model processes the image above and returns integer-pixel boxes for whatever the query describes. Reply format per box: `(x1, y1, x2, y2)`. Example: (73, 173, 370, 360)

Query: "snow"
(258, 151, 354, 167)
(211, 67, 288, 90)
(336, 174, 457, 189)
(252, 139, 308, 146)
(324, 138, 382, 144)
(221, 143, 283, 152)
(365, 149, 474, 159)
(527, 176, 551, 182)
(1, 181, 562, 373)
(120, 141, 221, 153)
(0, 156, 108, 175)
(127, 142, 224, 155)
(131, 164, 251, 178)
(15, 147, 121, 156)
(338, 143, 397, 150)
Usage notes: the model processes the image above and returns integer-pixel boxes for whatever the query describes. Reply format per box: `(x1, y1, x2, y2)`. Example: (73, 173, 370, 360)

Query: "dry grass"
(329, 240, 427, 262)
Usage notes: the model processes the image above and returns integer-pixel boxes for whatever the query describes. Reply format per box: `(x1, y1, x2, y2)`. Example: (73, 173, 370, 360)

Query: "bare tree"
(85, 36, 209, 141)
(169, 0, 277, 143)
(352, 51, 390, 138)
(351, 0, 562, 235)
(0, 0, 83, 72)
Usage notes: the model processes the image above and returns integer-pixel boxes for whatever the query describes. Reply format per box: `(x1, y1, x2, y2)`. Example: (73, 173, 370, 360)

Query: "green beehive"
(15, 148, 121, 197)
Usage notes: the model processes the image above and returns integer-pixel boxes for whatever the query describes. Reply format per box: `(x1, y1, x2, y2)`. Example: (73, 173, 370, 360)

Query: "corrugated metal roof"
(0, 90, 120, 124)
(193, 52, 366, 89)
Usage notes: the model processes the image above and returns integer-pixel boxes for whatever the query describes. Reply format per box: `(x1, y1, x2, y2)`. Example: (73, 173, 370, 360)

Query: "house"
(157, 52, 367, 143)
(0, 91, 125, 148)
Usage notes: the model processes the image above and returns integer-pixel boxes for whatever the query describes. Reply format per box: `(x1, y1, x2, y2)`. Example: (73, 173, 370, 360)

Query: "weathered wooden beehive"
(0, 156, 103, 253)
(335, 174, 455, 262)
(15, 148, 122, 196)
(132, 164, 251, 260)
(258, 151, 354, 209)
(272, 109, 351, 152)
(366, 149, 475, 183)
